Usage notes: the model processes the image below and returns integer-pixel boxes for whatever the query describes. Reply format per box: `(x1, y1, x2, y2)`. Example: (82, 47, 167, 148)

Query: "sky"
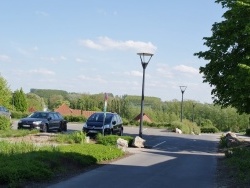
(0, 0, 225, 104)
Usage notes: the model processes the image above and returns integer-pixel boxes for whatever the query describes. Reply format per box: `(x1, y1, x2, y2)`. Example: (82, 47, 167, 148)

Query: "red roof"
(54, 104, 96, 118)
(134, 113, 152, 123)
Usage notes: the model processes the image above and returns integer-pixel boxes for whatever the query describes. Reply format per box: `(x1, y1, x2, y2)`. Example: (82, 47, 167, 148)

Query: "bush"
(54, 131, 86, 144)
(170, 120, 201, 134)
(0, 116, 11, 130)
(201, 127, 219, 133)
(64, 115, 87, 122)
(96, 134, 134, 147)
(11, 111, 29, 119)
(246, 128, 250, 136)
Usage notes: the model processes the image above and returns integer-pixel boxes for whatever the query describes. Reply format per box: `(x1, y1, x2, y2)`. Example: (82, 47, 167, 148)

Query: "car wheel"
(109, 129, 113, 135)
(42, 124, 48, 133)
(58, 124, 62, 132)
(119, 128, 123, 136)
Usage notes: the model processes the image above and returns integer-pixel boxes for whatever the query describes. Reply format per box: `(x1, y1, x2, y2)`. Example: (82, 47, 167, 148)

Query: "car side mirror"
(48, 117, 52, 121)
(112, 121, 116, 125)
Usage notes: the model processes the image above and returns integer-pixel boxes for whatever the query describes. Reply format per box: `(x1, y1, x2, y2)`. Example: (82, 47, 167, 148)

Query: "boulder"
(132, 136, 145, 148)
(117, 138, 128, 152)
(175, 128, 182, 134)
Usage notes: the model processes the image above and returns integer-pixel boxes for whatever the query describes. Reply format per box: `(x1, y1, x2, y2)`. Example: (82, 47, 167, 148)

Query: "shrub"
(0, 116, 11, 130)
(200, 127, 219, 133)
(170, 120, 201, 134)
(96, 134, 134, 147)
(54, 131, 86, 144)
(11, 111, 29, 119)
(64, 115, 87, 123)
(246, 128, 250, 136)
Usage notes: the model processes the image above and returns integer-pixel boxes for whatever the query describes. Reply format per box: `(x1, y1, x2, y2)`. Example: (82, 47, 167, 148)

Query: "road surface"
(45, 125, 221, 188)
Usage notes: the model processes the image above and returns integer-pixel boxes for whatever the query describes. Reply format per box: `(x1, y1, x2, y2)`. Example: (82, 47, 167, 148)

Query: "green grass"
(0, 129, 39, 138)
(220, 136, 250, 186)
(0, 130, 126, 187)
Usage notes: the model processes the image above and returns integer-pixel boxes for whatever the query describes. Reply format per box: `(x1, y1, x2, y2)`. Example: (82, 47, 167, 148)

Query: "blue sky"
(0, 1, 224, 103)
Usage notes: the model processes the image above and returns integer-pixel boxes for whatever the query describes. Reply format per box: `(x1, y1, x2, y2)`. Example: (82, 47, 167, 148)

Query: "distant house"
(54, 104, 96, 118)
(28, 107, 36, 113)
(134, 113, 152, 123)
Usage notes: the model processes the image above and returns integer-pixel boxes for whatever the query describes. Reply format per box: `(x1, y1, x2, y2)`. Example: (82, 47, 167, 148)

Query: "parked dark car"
(18, 111, 67, 132)
(0, 106, 11, 119)
(83, 112, 123, 136)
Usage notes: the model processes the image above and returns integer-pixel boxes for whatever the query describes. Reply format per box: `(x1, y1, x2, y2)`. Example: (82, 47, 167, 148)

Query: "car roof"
(93, 112, 117, 115)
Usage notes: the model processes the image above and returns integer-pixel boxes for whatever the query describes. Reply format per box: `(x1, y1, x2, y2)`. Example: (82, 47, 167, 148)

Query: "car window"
(53, 113, 60, 119)
(113, 115, 118, 124)
(88, 113, 113, 124)
(29, 112, 48, 119)
(56, 112, 63, 119)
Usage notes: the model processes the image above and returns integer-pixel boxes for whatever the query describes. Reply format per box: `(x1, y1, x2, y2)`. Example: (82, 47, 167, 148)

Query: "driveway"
(48, 127, 221, 188)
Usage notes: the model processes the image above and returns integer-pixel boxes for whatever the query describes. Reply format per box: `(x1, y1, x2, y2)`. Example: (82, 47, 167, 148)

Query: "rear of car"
(83, 112, 123, 136)
(0, 106, 11, 119)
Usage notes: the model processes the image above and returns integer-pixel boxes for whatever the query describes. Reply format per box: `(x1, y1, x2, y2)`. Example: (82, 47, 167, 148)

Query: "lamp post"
(137, 52, 153, 138)
(179, 86, 187, 122)
(192, 103, 196, 122)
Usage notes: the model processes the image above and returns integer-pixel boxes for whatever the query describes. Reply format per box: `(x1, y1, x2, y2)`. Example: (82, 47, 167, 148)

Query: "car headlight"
(18, 120, 22, 124)
(33, 121, 42, 125)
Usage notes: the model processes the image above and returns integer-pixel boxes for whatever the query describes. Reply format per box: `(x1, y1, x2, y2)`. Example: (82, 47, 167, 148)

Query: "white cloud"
(28, 69, 55, 75)
(79, 36, 157, 53)
(156, 64, 174, 78)
(0, 55, 10, 62)
(78, 75, 107, 83)
(75, 58, 85, 63)
(173, 65, 199, 75)
(41, 56, 67, 63)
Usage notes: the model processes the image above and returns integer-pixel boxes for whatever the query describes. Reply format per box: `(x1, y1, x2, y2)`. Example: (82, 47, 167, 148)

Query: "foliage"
(170, 120, 201, 134)
(246, 128, 250, 136)
(0, 129, 39, 138)
(0, 116, 11, 130)
(96, 134, 134, 147)
(64, 115, 87, 122)
(1, 73, 248, 132)
(0, 139, 124, 187)
(26, 93, 45, 112)
(13, 88, 28, 112)
(54, 131, 86, 144)
(194, 0, 250, 114)
(201, 127, 219, 133)
(0, 74, 12, 109)
(10, 111, 29, 119)
(225, 147, 250, 186)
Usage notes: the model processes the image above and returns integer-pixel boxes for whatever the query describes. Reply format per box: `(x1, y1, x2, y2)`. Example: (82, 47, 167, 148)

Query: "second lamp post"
(179, 86, 187, 122)
(137, 52, 153, 138)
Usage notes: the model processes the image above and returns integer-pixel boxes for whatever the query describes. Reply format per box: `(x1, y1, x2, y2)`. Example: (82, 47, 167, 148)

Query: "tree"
(26, 93, 45, 111)
(194, 0, 250, 114)
(0, 75, 12, 108)
(13, 88, 27, 112)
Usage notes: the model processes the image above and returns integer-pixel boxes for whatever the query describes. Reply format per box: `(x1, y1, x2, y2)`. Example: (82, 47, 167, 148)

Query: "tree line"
(0, 82, 247, 132)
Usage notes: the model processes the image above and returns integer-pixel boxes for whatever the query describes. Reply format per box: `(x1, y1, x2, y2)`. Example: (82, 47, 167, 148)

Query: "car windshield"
(87, 113, 113, 124)
(28, 112, 49, 119)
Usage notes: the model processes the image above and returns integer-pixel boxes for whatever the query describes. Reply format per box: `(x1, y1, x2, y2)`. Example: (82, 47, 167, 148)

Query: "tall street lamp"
(179, 86, 187, 122)
(137, 52, 153, 138)
(192, 103, 196, 122)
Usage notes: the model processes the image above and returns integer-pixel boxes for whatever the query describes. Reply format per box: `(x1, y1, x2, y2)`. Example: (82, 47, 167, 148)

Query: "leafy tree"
(194, 0, 250, 114)
(0, 74, 12, 108)
(13, 88, 27, 112)
(26, 93, 45, 111)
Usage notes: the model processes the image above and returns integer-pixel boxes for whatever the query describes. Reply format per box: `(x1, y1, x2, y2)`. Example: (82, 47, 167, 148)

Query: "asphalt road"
(41, 123, 221, 188)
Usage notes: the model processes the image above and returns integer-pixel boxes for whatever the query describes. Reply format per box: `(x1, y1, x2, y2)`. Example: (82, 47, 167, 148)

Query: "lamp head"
(179, 86, 187, 93)
(137, 53, 154, 66)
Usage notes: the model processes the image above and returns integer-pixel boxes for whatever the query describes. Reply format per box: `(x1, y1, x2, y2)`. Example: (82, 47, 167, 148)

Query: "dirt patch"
(2, 133, 59, 146)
